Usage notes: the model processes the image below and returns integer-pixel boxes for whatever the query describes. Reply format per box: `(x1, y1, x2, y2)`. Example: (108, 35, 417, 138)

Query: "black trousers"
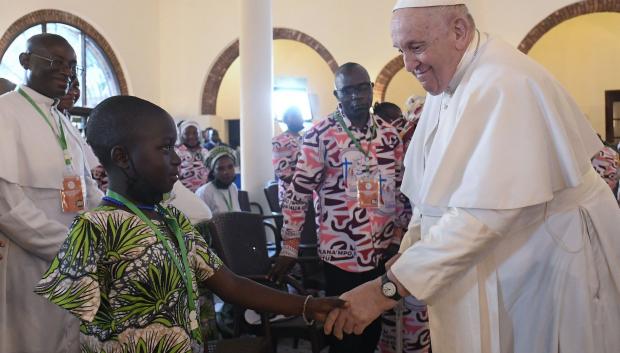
(323, 262, 384, 353)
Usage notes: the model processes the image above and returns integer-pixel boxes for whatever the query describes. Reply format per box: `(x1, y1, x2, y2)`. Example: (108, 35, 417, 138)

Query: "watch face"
(382, 282, 397, 297)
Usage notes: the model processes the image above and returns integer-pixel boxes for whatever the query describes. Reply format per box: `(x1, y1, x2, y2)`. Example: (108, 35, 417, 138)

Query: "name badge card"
(61, 174, 85, 213)
(357, 176, 380, 208)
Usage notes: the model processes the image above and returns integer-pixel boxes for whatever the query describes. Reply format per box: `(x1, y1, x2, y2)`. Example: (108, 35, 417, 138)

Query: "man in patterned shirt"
(272, 106, 304, 207)
(270, 62, 408, 353)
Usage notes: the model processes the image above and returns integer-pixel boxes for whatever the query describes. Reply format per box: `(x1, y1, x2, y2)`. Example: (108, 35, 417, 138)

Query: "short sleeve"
(169, 205, 223, 282)
(191, 233, 223, 282)
(34, 214, 102, 322)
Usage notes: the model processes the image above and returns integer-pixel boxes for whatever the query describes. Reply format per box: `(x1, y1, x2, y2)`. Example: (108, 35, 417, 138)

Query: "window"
(0, 22, 120, 107)
(273, 77, 314, 131)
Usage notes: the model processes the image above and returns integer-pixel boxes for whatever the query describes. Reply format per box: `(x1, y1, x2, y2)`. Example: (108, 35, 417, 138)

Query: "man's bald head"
(333, 62, 374, 122)
(334, 63, 371, 90)
(391, 4, 476, 95)
(26, 33, 71, 53)
(19, 33, 76, 98)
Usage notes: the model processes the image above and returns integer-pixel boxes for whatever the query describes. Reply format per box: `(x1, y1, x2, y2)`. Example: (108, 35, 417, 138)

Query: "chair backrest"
(264, 182, 281, 213)
(208, 212, 272, 277)
(237, 190, 252, 212)
(238, 190, 264, 214)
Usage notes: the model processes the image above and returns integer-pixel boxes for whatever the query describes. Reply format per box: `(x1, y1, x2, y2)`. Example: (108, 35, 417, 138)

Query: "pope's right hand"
(268, 255, 297, 283)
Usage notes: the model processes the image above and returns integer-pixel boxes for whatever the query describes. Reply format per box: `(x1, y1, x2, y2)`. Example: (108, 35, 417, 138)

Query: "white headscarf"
(177, 120, 202, 146)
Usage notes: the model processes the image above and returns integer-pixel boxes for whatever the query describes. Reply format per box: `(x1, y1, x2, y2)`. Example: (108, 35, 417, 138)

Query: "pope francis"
(324, 1, 620, 353)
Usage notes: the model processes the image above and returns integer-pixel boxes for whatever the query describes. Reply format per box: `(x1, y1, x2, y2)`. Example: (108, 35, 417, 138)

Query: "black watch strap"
(381, 273, 402, 301)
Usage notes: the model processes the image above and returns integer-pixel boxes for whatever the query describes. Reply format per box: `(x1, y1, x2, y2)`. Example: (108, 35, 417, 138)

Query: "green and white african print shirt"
(35, 205, 222, 353)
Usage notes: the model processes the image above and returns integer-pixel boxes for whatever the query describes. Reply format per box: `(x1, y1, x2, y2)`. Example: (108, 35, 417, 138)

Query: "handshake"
(271, 254, 409, 340)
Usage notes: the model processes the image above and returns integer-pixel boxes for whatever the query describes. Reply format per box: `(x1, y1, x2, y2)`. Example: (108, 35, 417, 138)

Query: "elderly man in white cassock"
(324, 1, 620, 352)
(0, 33, 103, 353)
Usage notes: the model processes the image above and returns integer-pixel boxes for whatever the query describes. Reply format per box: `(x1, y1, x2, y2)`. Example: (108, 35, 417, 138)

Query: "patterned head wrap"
(205, 145, 236, 170)
(405, 95, 425, 122)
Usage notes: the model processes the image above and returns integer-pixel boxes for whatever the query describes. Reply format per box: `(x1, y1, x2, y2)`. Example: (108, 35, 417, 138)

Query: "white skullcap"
(393, 0, 465, 11)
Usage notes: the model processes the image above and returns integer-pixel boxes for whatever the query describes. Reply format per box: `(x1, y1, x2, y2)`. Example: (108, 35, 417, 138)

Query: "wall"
(216, 39, 337, 120)
(0, 0, 160, 103)
(0, 0, 582, 116)
(384, 68, 425, 112)
(158, 0, 578, 118)
(1, 0, 602, 125)
(528, 12, 620, 136)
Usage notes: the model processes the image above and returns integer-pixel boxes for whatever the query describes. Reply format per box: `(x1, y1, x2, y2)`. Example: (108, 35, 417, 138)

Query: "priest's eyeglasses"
(29, 53, 84, 76)
(335, 82, 374, 97)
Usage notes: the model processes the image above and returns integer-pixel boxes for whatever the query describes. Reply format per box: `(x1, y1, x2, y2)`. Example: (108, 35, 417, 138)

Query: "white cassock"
(0, 86, 103, 353)
(165, 181, 213, 224)
(392, 32, 620, 353)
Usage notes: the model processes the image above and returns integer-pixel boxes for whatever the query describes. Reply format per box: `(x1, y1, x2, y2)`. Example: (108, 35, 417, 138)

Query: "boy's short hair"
(86, 95, 170, 166)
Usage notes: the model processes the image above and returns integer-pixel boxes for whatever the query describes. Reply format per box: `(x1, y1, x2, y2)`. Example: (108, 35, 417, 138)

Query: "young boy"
(195, 146, 240, 214)
(35, 95, 343, 353)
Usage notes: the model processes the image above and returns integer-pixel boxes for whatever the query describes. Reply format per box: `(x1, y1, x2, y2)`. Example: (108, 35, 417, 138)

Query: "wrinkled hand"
(324, 277, 397, 339)
(305, 296, 348, 322)
(268, 256, 296, 283)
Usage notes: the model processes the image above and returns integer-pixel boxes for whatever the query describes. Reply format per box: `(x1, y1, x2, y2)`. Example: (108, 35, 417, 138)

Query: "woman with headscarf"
(195, 146, 241, 214)
(176, 120, 211, 192)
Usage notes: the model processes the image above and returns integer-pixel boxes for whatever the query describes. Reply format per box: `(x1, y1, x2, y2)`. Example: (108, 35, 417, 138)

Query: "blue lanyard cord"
(104, 190, 202, 341)
(102, 196, 156, 211)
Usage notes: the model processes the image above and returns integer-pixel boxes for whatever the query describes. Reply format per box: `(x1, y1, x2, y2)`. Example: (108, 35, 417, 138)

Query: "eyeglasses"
(335, 82, 373, 97)
(28, 52, 84, 76)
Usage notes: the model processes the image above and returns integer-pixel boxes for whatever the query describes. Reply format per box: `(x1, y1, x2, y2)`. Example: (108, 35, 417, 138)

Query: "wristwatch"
(381, 273, 402, 301)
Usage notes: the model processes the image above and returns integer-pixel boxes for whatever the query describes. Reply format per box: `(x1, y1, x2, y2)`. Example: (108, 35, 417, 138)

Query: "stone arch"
(374, 54, 404, 103)
(0, 9, 128, 94)
(518, 0, 620, 53)
(201, 27, 338, 115)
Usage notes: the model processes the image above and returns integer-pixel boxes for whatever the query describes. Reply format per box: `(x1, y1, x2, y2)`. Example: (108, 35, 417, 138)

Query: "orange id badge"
(61, 175, 85, 213)
(357, 177, 379, 208)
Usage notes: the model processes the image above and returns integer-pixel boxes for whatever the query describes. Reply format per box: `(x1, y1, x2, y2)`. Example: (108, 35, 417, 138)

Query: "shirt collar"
(337, 108, 374, 133)
(18, 85, 59, 108)
(445, 29, 486, 96)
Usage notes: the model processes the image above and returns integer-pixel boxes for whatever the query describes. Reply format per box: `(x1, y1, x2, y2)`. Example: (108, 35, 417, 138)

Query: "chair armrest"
(262, 213, 283, 221)
(244, 274, 307, 295)
(299, 243, 317, 250)
(250, 202, 264, 215)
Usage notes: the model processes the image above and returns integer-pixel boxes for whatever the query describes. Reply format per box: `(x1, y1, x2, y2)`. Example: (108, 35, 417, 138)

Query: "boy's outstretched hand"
(305, 296, 348, 322)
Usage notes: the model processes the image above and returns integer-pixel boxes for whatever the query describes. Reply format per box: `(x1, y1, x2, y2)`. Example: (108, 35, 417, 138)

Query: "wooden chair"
(264, 182, 282, 213)
(207, 212, 328, 353)
(238, 190, 264, 214)
(195, 220, 272, 353)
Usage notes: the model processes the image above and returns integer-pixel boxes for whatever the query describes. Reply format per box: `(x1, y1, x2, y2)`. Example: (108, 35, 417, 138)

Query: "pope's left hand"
(323, 277, 397, 339)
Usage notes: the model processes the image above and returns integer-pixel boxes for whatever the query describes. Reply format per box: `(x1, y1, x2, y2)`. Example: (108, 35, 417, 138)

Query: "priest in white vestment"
(0, 34, 102, 353)
(324, 2, 620, 353)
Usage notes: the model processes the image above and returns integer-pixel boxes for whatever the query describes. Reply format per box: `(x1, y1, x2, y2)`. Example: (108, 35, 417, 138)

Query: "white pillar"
(240, 0, 273, 213)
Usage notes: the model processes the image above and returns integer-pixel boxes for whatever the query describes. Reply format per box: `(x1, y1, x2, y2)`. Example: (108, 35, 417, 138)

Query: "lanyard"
(18, 88, 72, 166)
(335, 111, 377, 174)
(221, 188, 233, 211)
(105, 190, 202, 341)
